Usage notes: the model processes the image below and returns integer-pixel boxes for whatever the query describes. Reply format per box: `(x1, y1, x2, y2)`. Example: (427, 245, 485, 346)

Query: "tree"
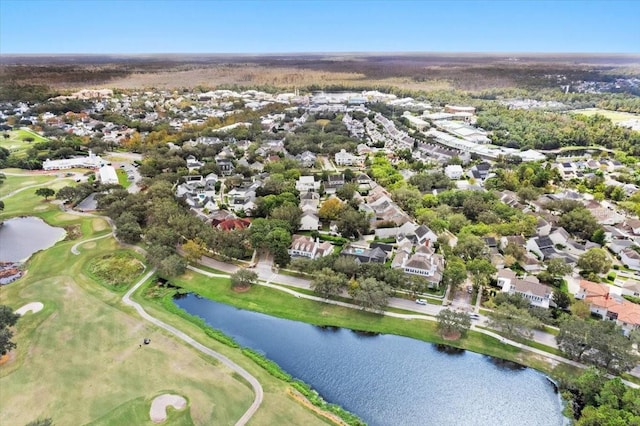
(336, 206, 369, 239)
(0, 200, 3, 211)
(311, 267, 347, 298)
(578, 248, 612, 275)
(488, 304, 541, 340)
(558, 208, 599, 240)
(552, 291, 571, 309)
(436, 309, 471, 339)
(269, 204, 302, 232)
(55, 186, 79, 203)
(35, 187, 55, 200)
(571, 299, 592, 319)
(182, 238, 206, 264)
(545, 257, 573, 280)
(349, 277, 393, 311)
(332, 256, 359, 277)
(503, 242, 526, 263)
(453, 234, 488, 261)
(231, 269, 258, 291)
(466, 258, 496, 287)
(0, 304, 20, 355)
(441, 257, 467, 290)
(265, 227, 292, 266)
(157, 254, 186, 278)
(335, 182, 358, 201)
(318, 198, 343, 221)
(114, 212, 142, 244)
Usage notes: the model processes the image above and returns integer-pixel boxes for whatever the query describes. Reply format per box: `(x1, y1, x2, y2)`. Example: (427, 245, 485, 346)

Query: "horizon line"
(2, 51, 640, 57)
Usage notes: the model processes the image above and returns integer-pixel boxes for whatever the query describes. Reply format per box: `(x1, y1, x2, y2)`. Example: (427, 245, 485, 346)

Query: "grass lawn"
(0, 177, 74, 219)
(569, 108, 640, 123)
(0, 129, 47, 158)
(0, 206, 329, 425)
(116, 168, 132, 188)
(0, 173, 58, 198)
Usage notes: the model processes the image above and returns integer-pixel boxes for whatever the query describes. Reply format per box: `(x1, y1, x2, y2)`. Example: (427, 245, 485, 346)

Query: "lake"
(175, 294, 566, 426)
(0, 216, 66, 262)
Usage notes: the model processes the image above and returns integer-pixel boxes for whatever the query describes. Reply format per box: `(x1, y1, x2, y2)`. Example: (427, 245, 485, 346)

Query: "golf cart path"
(123, 269, 264, 426)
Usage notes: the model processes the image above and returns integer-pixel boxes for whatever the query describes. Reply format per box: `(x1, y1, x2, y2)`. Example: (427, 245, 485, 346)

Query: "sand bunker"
(14, 302, 44, 315)
(150, 394, 187, 423)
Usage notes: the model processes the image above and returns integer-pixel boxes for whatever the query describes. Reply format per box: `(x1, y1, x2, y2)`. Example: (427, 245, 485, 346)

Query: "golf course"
(0, 178, 330, 426)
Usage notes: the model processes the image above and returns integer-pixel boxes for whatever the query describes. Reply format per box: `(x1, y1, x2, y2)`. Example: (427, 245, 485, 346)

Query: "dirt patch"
(82, 242, 97, 249)
(441, 331, 462, 341)
(287, 388, 347, 426)
(232, 286, 251, 293)
(64, 224, 82, 240)
(33, 206, 48, 211)
(0, 351, 15, 366)
(149, 394, 187, 423)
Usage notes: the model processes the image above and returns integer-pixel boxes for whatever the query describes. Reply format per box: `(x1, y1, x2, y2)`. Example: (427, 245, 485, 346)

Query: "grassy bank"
(168, 271, 539, 368)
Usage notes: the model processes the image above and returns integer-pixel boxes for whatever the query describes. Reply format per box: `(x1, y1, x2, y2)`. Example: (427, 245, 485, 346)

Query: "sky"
(1, 0, 639, 54)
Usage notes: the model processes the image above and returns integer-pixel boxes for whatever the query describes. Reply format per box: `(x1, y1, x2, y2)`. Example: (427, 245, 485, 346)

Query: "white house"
(42, 150, 104, 171)
(334, 149, 362, 166)
(498, 269, 553, 309)
(620, 248, 640, 271)
(288, 235, 334, 259)
(444, 164, 463, 180)
(392, 245, 444, 288)
(295, 175, 320, 193)
(99, 165, 119, 185)
(299, 212, 320, 231)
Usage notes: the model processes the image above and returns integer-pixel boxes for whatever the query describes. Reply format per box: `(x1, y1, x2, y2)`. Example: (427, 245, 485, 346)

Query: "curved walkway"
(0, 176, 64, 201)
(71, 231, 113, 255)
(123, 270, 264, 426)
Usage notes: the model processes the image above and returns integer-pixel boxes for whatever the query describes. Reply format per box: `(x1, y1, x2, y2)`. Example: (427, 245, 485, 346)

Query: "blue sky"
(1, 1, 638, 54)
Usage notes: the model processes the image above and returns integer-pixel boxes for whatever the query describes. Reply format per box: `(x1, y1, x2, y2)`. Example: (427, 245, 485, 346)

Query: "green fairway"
(0, 129, 47, 158)
(0, 176, 73, 218)
(569, 108, 640, 123)
(0, 172, 58, 198)
(0, 195, 330, 425)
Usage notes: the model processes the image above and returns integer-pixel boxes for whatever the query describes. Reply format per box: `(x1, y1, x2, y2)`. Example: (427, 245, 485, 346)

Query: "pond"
(175, 294, 566, 426)
(0, 216, 66, 262)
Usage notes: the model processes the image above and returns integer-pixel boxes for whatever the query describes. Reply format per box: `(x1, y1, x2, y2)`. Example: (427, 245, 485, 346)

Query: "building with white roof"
(99, 165, 119, 185)
(42, 150, 104, 171)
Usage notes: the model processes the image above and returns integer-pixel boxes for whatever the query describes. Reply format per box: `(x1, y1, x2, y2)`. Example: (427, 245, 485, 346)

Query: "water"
(175, 294, 565, 426)
(0, 217, 66, 262)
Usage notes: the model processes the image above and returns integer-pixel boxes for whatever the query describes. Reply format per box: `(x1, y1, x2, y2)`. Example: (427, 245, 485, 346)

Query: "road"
(122, 270, 264, 426)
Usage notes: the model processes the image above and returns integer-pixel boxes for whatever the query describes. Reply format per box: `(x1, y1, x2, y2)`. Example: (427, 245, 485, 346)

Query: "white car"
(415, 299, 427, 305)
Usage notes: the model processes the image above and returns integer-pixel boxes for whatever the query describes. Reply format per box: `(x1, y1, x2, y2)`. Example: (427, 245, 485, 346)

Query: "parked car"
(466, 285, 473, 294)
(415, 299, 427, 305)
(469, 313, 480, 320)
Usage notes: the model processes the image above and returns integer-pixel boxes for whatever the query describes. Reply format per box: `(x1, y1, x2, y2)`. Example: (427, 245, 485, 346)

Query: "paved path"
(71, 231, 113, 255)
(123, 270, 264, 426)
(0, 176, 65, 200)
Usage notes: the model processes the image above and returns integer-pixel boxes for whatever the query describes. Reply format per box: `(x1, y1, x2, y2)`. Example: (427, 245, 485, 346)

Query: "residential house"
(575, 280, 640, 335)
(608, 239, 636, 255)
(299, 212, 321, 231)
(186, 155, 204, 172)
(620, 248, 640, 271)
(498, 269, 553, 309)
(335, 149, 362, 166)
(288, 235, 334, 259)
(393, 245, 444, 288)
(369, 242, 394, 260)
(414, 225, 438, 247)
(296, 175, 321, 193)
(324, 174, 346, 195)
(299, 191, 320, 211)
(216, 158, 235, 176)
(296, 151, 317, 168)
(467, 162, 492, 181)
(625, 218, 640, 236)
(216, 218, 251, 231)
(341, 244, 387, 264)
(444, 164, 463, 180)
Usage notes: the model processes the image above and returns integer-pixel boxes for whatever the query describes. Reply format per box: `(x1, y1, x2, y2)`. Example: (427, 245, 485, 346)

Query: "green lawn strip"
(16, 128, 48, 142)
(272, 283, 427, 314)
(190, 263, 230, 275)
(542, 325, 560, 336)
(476, 326, 563, 356)
(116, 168, 132, 188)
(621, 373, 640, 386)
(86, 395, 194, 426)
